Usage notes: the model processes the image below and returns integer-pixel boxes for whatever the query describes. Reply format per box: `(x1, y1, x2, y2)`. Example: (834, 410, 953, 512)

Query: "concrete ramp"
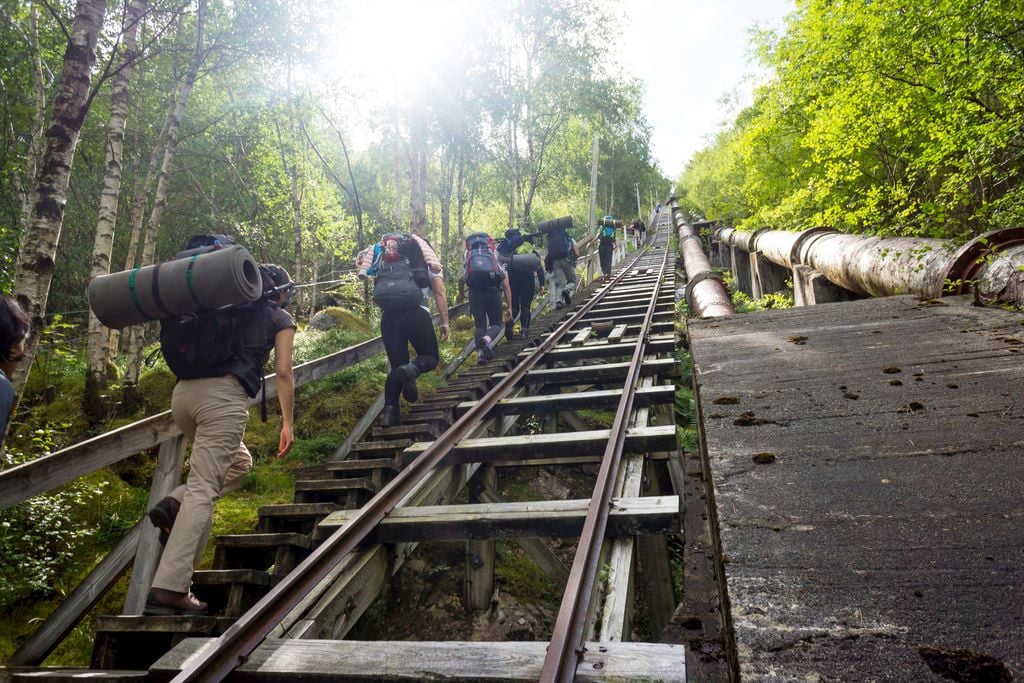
(688, 295, 1022, 681)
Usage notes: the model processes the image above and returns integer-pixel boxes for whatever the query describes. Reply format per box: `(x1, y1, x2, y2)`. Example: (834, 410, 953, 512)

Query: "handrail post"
(124, 434, 188, 614)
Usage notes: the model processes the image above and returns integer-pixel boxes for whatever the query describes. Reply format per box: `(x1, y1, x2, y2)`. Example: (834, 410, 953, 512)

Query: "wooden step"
(323, 458, 400, 475)
(348, 439, 413, 456)
(4, 667, 147, 681)
(371, 423, 439, 441)
(91, 615, 234, 670)
(191, 569, 273, 617)
(213, 533, 311, 575)
(257, 502, 340, 533)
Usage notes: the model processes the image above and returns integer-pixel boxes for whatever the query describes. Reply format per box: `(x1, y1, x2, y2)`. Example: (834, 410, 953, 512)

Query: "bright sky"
(619, 0, 795, 176)
(329, 0, 795, 179)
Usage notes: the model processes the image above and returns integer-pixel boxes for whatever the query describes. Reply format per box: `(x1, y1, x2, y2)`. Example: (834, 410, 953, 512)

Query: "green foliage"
(678, 0, 1024, 239)
(0, 425, 110, 609)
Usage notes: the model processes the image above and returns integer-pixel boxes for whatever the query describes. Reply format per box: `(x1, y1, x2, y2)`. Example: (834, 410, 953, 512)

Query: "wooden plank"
(456, 384, 675, 416)
(403, 425, 677, 464)
(475, 484, 569, 583)
(492, 358, 677, 385)
(275, 546, 390, 640)
(152, 638, 687, 681)
(124, 434, 187, 615)
(7, 522, 142, 665)
(526, 336, 674, 361)
(1, 667, 147, 681)
(316, 496, 679, 543)
(570, 328, 592, 346)
(608, 324, 628, 343)
(596, 454, 645, 642)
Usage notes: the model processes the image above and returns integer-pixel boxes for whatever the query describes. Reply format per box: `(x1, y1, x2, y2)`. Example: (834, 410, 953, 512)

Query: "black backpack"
(464, 233, 505, 289)
(372, 233, 428, 311)
(497, 229, 524, 258)
(546, 229, 572, 259)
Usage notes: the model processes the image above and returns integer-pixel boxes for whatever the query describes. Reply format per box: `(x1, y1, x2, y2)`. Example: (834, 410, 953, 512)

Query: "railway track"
(18, 215, 691, 682)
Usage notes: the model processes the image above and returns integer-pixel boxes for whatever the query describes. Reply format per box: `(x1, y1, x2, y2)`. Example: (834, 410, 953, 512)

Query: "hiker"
(0, 296, 30, 445)
(500, 230, 546, 340)
(635, 218, 646, 247)
(545, 228, 579, 308)
(598, 215, 617, 281)
(460, 232, 512, 364)
(359, 232, 449, 427)
(145, 240, 296, 615)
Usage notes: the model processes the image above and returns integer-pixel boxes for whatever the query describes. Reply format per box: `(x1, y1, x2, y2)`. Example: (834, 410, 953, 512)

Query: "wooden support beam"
(316, 496, 679, 544)
(465, 467, 496, 610)
(456, 384, 675, 416)
(571, 328, 593, 346)
(152, 638, 687, 681)
(476, 484, 569, 584)
(608, 324, 628, 343)
(402, 425, 677, 465)
(639, 459, 678, 640)
(124, 434, 187, 615)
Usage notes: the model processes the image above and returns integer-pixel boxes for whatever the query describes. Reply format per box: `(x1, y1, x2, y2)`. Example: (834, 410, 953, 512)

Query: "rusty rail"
(170, 245, 659, 683)
(540, 243, 669, 681)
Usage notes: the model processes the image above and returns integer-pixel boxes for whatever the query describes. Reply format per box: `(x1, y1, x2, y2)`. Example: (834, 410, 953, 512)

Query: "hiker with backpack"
(360, 232, 449, 427)
(544, 227, 579, 308)
(460, 232, 512, 364)
(145, 237, 296, 615)
(498, 229, 546, 340)
(598, 215, 618, 281)
(0, 296, 30, 446)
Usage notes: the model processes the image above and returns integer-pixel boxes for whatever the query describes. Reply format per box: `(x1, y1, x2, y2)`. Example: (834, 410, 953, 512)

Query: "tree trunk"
(408, 109, 428, 237)
(10, 0, 108, 398)
(125, 0, 205, 385)
(17, 4, 48, 232)
(85, 0, 147, 414)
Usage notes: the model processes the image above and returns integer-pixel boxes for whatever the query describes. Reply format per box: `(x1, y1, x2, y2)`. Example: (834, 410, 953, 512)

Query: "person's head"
(261, 264, 294, 307)
(0, 296, 30, 366)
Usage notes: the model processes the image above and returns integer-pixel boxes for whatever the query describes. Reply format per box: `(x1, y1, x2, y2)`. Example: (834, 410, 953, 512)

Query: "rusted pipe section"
(713, 225, 1024, 307)
(673, 204, 735, 318)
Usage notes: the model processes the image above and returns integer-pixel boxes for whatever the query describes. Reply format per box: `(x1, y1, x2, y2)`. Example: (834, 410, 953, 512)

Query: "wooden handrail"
(0, 302, 468, 511)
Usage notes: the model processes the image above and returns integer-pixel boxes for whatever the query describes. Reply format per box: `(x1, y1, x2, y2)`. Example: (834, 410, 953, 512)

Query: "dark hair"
(0, 296, 29, 362)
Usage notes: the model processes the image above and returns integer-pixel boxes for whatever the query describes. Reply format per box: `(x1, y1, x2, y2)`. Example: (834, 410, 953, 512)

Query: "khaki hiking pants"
(151, 376, 252, 593)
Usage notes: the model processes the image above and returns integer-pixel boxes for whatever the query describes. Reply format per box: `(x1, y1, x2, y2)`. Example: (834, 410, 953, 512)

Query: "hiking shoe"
(144, 588, 207, 616)
(481, 336, 494, 360)
(562, 289, 572, 305)
(381, 404, 401, 427)
(148, 496, 180, 546)
(395, 363, 420, 403)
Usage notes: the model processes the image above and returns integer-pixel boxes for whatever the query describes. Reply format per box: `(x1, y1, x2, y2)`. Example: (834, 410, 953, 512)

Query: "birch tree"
(85, 0, 147, 407)
(10, 0, 107, 396)
(125, 0, 206, 384)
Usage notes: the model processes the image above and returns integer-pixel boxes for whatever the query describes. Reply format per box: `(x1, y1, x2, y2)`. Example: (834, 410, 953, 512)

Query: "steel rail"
(171, 244, 658, 683)
(540, 244, 670, 682)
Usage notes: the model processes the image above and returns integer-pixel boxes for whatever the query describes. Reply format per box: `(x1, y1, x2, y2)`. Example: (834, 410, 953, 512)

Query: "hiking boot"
(148, 496, 180, 546)
(144, 587, 207, 616)
(481, 336, 494, 360)
(562, 289, 572, 306)
(504, 320, 515, 340)
(395, 363, 420, 403)
(381, 404, 401, 427)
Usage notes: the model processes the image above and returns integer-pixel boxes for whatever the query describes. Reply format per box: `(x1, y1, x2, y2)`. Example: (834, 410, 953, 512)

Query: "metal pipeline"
(672, 204, 735, 318)
(712, 225, 1024, 306)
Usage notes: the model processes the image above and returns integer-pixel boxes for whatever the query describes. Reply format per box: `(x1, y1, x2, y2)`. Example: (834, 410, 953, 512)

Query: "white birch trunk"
(86, 0, 146, 399)
(10, 0, 107, 397)
(125, 0, 205, 384)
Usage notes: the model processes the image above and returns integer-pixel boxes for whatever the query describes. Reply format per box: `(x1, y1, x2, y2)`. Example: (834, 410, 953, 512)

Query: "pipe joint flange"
(940, 227, 1024, 295)
(789, 226, 839, 266)
(684, 270, 726, 310)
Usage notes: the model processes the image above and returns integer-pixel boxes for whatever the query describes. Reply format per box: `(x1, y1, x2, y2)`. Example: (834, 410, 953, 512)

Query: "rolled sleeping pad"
(535, 216, 573, 235)
(88, 245, 264, 329)
(509, 252, 542, 272)
(598, 218, 624, 228)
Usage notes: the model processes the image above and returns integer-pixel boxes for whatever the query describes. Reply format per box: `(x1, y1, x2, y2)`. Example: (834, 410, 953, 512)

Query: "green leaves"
(679, 0, 1024, 238)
